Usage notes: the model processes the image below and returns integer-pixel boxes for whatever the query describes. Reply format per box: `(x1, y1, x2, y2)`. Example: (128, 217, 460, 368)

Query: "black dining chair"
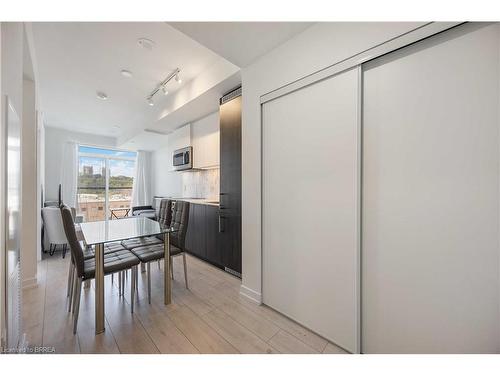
(121, 199, 173, 275)
(60, 204, 141, 334)
(121, 199, 172, 250)
(129, 200, 190, 304)
(66, 241, 130, 313)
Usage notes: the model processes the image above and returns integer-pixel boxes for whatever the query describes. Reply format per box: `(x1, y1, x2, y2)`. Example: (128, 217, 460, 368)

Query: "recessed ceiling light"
(96, 91, 108, 100)
(120, 69, 133, 78)
(137, 38, 154, 51)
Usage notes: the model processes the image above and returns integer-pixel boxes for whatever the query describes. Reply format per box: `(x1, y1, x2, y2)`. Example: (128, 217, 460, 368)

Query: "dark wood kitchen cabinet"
(185, 203, 221, 267)
(185, 203, 206, 259)
(185, 203, 195, 252)
(183, 87, 242, 277)
(205, 205, 221, 265)
(219, 87, 242, 275)
(193, 204, 206, 259)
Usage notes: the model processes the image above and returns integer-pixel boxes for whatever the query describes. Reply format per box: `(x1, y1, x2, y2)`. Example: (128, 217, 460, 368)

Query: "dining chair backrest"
(42, 207, 69, 246)
(60, 204, 85, 277)
(170, 201, 190, 250)
(157, 199, 172, 227)
(152, 197, 165, 218)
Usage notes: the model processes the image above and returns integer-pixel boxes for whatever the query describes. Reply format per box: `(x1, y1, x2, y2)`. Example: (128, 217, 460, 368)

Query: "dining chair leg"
(135, 267, 138, 293)
(62, 244, 67, 259)
(131, 266, 136, 314)
(118, 272, 122, 296)
(69, 270, 77, 312)
(122, 271, 126, 295)
(182, 253, 189, 289)
(71, 272, 79, 314)
(141, 263, 146, 273)
(147, 262, 151, 304)
(73, 277, 82, 334)
(170, 260, 174, 280)
(111, 273, 114, 284)
(158, 260, 161, 269)
(67, 262, 74, 297)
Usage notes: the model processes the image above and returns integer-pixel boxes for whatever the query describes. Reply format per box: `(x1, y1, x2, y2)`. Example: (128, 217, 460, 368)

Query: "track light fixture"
(146, 68, 180, 106)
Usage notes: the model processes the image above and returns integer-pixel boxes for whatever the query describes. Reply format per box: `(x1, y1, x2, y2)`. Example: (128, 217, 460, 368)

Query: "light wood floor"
(22, 252, 348, 354)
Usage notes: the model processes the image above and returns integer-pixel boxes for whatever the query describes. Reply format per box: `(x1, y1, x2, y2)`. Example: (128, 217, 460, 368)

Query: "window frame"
(77, 144, 137, 222)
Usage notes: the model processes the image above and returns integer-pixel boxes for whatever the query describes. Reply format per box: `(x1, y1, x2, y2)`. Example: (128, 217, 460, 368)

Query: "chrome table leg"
(94, 242, 105, 334)
(164, 232, 171, 305)
(182, 252, 189, 289)
(147, 262, 151, 304)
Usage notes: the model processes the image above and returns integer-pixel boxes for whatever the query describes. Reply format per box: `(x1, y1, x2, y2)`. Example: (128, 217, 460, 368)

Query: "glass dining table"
(79, 216, 177, 334)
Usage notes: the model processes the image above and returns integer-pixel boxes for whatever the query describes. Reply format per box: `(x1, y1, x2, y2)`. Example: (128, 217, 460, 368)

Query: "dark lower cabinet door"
(185, 203, 206, 259)
(185, 203, 196, 254)
(193, 204, 207, 259)
(206, 206, 221, 266)
(220, 213, 241, 274)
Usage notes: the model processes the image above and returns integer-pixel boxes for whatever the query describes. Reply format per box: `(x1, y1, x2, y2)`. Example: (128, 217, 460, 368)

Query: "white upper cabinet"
(191, 111, 220, 169)
(170, 123, 191, 152)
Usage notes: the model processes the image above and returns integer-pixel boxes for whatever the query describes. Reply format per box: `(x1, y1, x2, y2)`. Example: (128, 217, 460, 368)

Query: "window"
(77, 146, 136, 222)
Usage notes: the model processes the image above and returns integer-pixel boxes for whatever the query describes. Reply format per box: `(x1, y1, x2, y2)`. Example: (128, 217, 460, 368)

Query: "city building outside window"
(77, 145, 137, 222)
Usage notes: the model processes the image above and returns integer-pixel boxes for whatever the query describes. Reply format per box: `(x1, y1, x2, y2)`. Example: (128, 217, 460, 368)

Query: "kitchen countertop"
(173, 198, 219, 207)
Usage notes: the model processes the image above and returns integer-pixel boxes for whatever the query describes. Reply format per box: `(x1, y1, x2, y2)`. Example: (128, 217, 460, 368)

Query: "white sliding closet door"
(262, 68, 359, 353)
(362, 23, 500, 353)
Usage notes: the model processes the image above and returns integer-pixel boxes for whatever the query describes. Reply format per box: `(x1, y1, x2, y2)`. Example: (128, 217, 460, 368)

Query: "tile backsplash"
(181, 168, 219, 200)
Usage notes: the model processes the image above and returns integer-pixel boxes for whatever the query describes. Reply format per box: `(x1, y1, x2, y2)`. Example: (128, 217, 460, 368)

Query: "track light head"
(162, 86, 169, 96)
(175, 73, 182, 84)
(146, 97, 154, 106)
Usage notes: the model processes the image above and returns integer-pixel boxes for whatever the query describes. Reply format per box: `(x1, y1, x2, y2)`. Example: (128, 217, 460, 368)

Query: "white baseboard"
(22, 277, 37, 290)
(239, 284, 262, 304)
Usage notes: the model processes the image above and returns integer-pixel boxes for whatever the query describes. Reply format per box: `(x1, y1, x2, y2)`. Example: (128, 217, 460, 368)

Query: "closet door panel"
(262, 68, 359, 352)
(362, 23, 500, 353)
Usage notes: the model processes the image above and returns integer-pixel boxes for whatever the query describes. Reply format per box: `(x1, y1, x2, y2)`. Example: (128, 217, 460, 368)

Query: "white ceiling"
(120, 70, 241, 151)
(32, 22, 313, 144)
(32, 22, 225, 137)
(168, 22, 313, 67)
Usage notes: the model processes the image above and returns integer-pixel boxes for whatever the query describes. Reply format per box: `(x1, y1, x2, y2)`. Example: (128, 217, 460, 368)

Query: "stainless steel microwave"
(173, 146, 192, 171)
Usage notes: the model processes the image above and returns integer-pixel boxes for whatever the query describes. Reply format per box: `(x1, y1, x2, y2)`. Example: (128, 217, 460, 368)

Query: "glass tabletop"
(79, 216, 177, 245)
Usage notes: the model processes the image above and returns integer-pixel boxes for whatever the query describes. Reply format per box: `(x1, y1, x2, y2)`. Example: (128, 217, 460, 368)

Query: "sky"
(79, 146, 136, 177)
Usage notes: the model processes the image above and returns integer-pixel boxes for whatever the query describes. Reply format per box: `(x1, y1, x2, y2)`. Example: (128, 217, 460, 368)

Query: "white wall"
(1, 21, 24, 350)
(21, 78, 37, 288)
(36, 113, 44, 261)
(241, 22, 426, 300)
(0, 21, 4, 350)
(44, 126, 116, 201)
